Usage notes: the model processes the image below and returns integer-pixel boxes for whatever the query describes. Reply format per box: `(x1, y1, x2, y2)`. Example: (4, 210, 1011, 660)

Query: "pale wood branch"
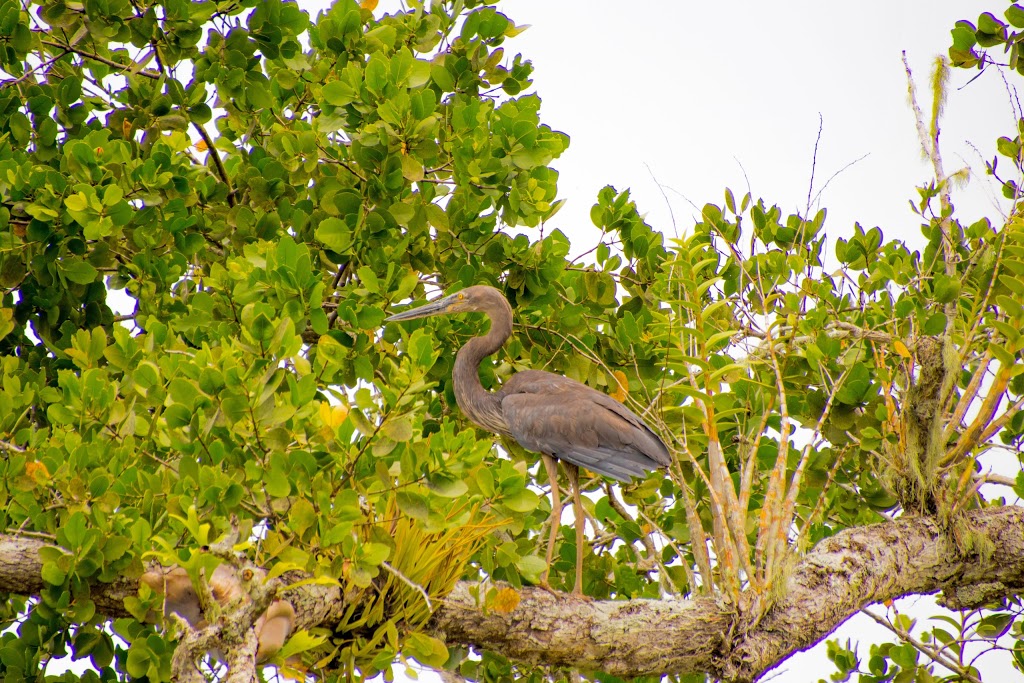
(2, 507, 1022, 681)
(434, 506, 1024, 682)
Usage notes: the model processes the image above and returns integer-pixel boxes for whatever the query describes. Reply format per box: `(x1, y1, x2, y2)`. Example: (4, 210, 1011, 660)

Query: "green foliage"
(819, 606, 1023, 683)
(1, 0, 1023, 681)
(0, 0, 575, 678)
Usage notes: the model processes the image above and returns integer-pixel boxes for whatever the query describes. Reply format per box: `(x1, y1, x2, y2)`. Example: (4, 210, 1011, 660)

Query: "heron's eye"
(458, 293, 464, 300)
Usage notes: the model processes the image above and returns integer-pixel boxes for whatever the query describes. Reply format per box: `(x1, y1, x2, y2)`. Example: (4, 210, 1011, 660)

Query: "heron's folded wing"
(499, 372, 671, 482)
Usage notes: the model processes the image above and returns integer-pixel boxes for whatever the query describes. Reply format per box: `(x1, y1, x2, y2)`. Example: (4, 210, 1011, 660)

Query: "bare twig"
(805, 113, 823, 215)
(0, 49, 70, 90)
(860, 608, 982, 683)
(192, 123, 236, 208)
(381, 561, 433, 612)
(0, 439, 26, 453)
(40, 39, 161, 79)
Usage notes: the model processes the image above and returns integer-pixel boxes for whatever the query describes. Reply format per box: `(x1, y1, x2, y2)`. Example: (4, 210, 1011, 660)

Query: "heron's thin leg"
(541, 454, 562, 586)
(565, 463, 585, 597)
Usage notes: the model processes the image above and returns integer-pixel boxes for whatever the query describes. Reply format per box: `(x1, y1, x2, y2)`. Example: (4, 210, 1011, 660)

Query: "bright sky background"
(502, 1, 1013, 249)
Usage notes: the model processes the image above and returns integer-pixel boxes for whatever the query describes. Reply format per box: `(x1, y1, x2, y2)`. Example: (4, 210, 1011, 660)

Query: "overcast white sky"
(502, 1, 1013, 256)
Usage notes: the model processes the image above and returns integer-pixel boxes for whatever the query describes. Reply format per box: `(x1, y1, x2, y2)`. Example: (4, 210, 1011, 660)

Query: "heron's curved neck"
(453, 305, 512, 435)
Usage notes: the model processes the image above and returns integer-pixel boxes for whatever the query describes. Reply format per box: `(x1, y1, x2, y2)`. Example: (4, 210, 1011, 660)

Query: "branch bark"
(1, 506, 1022, 682)
(435, 506, 1024, 681)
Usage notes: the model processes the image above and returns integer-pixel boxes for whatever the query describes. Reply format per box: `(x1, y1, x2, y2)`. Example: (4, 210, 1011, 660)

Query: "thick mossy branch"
(890, 335, 960, 514)
(3, 506, 1022, 682)
(435, 506, 1024, 681)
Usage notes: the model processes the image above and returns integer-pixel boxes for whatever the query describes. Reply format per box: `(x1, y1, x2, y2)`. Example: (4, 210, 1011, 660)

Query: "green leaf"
(396, 490, 429, 520)
(390, 47, 414, 86)
(1008, 4, 1024, 28)
(7, 112, 30, 145)
(408, 328, 438, 368)
(431, 62, 454, 91)
(276, 630, 329, 660)
(427, 472, 468, 498)
(515, 554, 547, 582)
(1014, 640, 1024, 672)
(424, 203, 449, 231)
(977, 612, 1014, 638)
(381, 416, 413, 442)
(389, 202, 415, 225)
(476, 467, 494, 497)
(102, 184, 123, 207)
(316, 217, 352, 253)
(322, 80, 357, 107)
(289, 498, 317, 536)
(265, 467, 292, 498)
(41, 561, 67, 585)
(501, 489, 539, 513)
(404, 632, 448, 668)
(361, 542, 391, 566)
(890, 643, 918, 669)
(400, 154, 424, 181)
(950, 25, 978, 52)
(61, 259, 98, 284)
(978, 12, 1006, 35)
(407, 59, 431, 88)
(125, 644, 151, 678)
(365, 53, 389, 94)
(997, 136, 1021, 159)
(932, 273, 960, 303)
(357, 265, 380, 294)
(922, 312, 947, 335)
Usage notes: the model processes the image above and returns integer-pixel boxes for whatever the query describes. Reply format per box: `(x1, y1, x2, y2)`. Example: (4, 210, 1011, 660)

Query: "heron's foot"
(570, 586, 593, 602)
(536, 578, 560, 597)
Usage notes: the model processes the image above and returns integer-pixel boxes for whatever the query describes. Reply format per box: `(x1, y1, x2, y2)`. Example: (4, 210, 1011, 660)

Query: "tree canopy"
(1, 0, 1024, 682)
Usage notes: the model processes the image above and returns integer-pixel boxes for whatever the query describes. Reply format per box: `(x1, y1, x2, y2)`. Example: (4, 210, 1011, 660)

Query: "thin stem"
(193, 123, 236, 208)
(860, 608, 982, 683)
(40, 39, 161, 79)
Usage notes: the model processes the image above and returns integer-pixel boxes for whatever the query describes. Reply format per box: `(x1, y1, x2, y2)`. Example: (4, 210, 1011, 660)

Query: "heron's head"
(385, 285, 510, 322)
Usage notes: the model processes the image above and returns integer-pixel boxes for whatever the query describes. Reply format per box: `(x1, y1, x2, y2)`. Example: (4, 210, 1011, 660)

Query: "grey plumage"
(498, 370, 670, 481)
(385, 284, 671, 594)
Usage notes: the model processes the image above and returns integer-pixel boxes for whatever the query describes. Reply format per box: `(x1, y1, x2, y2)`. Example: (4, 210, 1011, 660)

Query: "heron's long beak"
(384, 294, 456, 323)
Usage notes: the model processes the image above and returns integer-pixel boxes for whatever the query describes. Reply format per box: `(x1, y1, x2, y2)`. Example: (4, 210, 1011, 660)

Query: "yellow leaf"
(504, 22, 530, 37)
(121, 118, 132, 139)
(194, 138, 209, 152)
(0, 308, 14, 342)
(491, 586, 520, 614)
(26, 461, 49, 481)
(319, 402, 349, 429)
(278, 663, 308, 682)
(893, 340, 911, 358)
(360, 0, 378, 9)
(265, 562, 308, 580)
(285, 575, 342, 590)
(609, 370, 628, 403)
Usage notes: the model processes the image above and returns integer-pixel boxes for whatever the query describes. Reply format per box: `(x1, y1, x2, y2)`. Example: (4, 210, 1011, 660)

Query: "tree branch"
(39, 39, 162, 79)
(1, 506, 1022, 682)
(435, 506, 1024, 681)
(192, 122, 236, 208)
